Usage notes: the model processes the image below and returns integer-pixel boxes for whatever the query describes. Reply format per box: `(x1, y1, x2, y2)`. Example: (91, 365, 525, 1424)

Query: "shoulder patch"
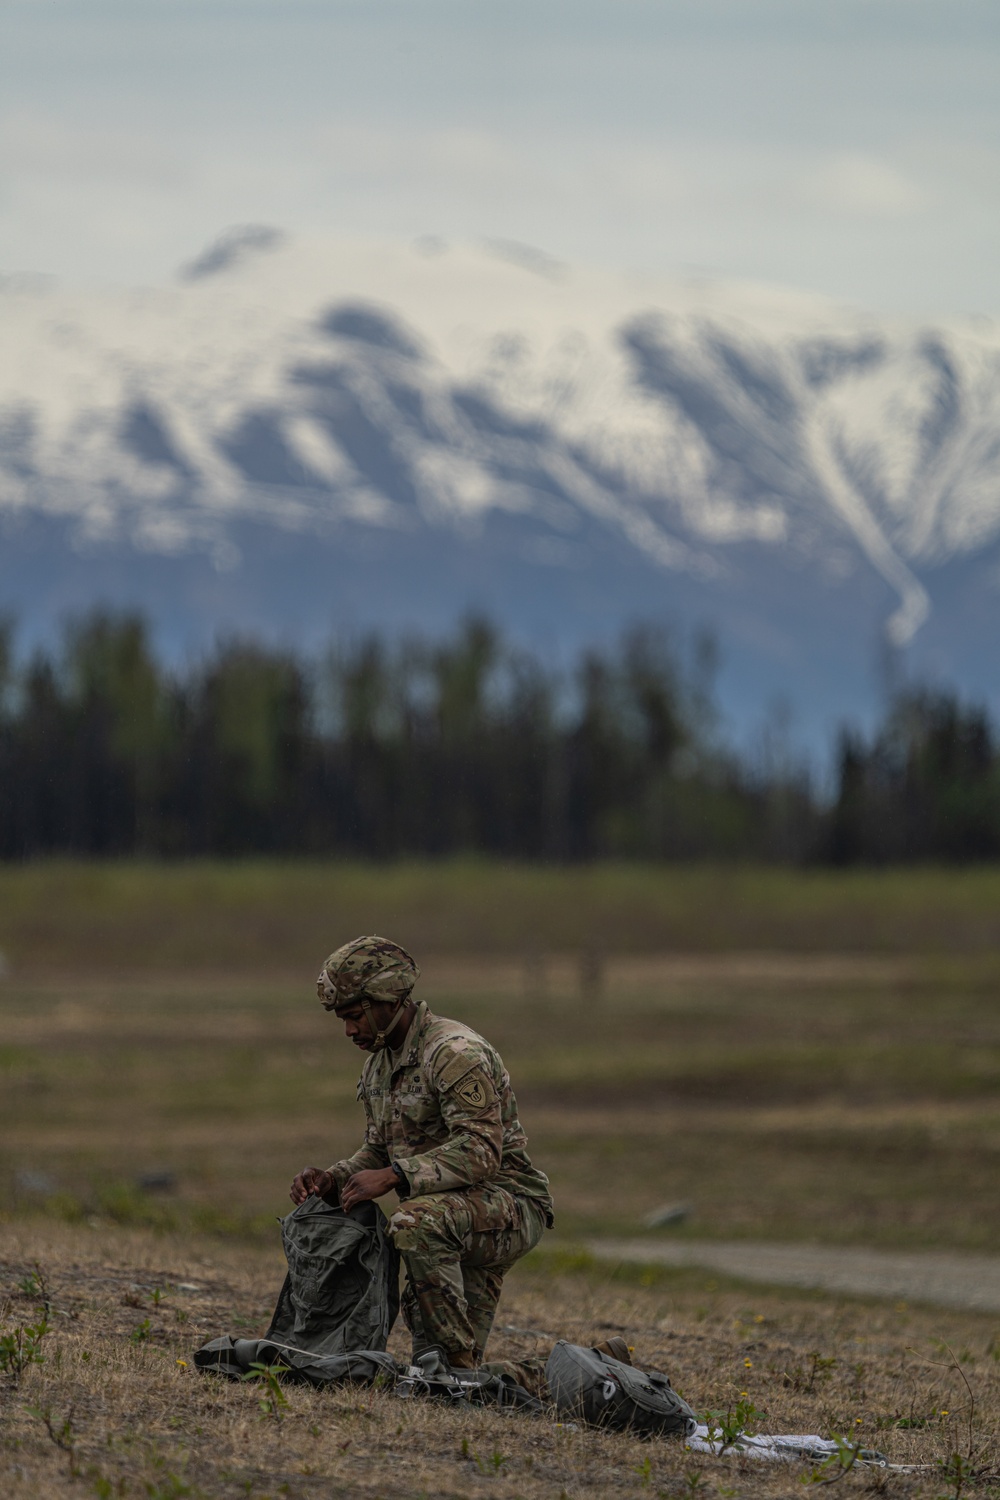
(434, 1048, 497, 1111)
(456, 1074, 489, 1108)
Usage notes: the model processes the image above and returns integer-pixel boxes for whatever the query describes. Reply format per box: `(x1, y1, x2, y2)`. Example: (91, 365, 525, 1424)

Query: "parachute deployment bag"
(545, 1340, 697, 1438)
(195, 1196, 399, 1385)
(267, 1195, 399, 1355)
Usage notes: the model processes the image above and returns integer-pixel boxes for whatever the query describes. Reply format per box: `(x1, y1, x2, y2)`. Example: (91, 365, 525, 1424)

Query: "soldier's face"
(335, 1000, 395, 1050)
(336, 1003, 374, 1048)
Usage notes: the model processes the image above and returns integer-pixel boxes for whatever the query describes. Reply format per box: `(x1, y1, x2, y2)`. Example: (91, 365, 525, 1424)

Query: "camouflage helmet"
(316, 934, 419, 1013)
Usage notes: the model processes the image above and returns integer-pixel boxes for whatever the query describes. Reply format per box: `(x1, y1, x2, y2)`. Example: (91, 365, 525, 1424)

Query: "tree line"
(0, 610, 996, 863)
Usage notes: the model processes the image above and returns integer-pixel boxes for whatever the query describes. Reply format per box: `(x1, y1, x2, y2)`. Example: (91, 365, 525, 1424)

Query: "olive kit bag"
(545, 1340, 698, 1437)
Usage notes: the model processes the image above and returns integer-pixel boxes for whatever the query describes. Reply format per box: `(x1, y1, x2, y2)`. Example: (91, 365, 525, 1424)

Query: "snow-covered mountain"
(3, 228, 1000, 736)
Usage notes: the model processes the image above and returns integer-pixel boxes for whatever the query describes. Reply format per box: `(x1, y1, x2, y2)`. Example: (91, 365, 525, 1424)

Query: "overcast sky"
(1, 0, 997, 315)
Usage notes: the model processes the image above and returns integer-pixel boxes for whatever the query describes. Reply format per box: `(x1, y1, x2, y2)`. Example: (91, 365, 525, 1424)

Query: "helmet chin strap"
(359, 993, 410, 1051)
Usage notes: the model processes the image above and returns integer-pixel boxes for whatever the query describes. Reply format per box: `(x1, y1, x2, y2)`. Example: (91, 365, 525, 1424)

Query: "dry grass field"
(4, 1219, 1000, 1499)
(4, 861, 1000, 1497)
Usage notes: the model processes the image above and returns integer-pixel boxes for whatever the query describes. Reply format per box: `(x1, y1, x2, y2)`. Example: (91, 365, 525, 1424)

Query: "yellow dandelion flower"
(176, 1359, 188, 1368)
(744, 1358, 753, 1368)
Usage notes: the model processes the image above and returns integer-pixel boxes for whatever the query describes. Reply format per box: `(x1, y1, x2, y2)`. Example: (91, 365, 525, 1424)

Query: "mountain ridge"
(3, 230, 999, 739)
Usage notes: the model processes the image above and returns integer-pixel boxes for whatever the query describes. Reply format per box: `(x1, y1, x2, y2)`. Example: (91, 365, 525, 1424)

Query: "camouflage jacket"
(328, 1001, 553, 1221)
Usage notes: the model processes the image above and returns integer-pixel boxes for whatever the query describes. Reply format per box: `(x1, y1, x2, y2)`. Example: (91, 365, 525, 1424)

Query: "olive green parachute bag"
(195, 1196, 400, 1384)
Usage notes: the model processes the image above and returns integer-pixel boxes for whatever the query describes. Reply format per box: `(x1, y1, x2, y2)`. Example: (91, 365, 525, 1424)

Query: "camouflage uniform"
(321, 951, 554, 1366)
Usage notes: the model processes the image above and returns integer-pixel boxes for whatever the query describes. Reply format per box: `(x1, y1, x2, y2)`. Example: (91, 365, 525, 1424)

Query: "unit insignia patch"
(457, 1076, 488, 1108)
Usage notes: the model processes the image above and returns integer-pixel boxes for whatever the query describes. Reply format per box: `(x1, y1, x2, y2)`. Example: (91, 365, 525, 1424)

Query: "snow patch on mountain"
(3, 231, 1000, 649)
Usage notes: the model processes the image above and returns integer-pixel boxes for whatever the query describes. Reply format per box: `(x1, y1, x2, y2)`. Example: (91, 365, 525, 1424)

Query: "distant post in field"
(521, 948, 548, 1001)
(578, 947, 605, 1005)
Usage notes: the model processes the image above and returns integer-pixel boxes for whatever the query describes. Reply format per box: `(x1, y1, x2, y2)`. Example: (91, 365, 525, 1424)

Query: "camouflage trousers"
(387, 1184, 548, 1367)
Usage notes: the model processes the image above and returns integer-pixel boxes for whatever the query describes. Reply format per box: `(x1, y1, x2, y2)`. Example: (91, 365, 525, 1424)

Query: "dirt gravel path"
(587, 1239, 1000, 1314)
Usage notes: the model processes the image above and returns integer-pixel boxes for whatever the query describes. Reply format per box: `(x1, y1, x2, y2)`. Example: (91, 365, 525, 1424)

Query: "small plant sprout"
(1, 1310, 50, 1386)
(29, 1405, 82, 1479)
(937, 1450, 978, 1500)
(804, 1433, 861, 1486)
(784, 1350, 838, 1393)
(632, 1453, 653, 1487)
(142, 1457, 194, 1500)
(700, 1396, 766, 1453)
(916, 1342, 979, 1454)
(130, 1317, 153, 1345)
(471, 1447, 509, 1474)
(244, 1359, 290, 1420)
(18, 1265, 51, 1315)
(916, 1338, 995, 1487)
(808, 1352, 837, 1388)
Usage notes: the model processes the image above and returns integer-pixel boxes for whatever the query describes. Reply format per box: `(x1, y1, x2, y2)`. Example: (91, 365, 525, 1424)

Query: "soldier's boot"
(410, 1343, 483, 1378)
(411, 1345, 452, 1376)
(447, 1350, 480, 1370)
(594, 1336, 633, 1365)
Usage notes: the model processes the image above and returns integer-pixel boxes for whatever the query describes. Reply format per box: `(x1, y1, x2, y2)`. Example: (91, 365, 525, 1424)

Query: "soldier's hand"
(290, 1166, 336, 1205)
(341, 1167, 399, 1211)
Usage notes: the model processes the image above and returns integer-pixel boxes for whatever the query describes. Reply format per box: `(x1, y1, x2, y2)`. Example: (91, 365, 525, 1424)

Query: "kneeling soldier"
(291, 935, 554, 1370)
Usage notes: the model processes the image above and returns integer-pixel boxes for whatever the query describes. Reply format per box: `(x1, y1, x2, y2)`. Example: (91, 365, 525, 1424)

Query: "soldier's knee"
(387, 1206, 420, 1252)
(387, 1197, 457, 1255)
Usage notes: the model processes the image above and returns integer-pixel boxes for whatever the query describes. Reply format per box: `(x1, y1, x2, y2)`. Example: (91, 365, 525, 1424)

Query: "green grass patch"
(5, 858, 1000, 972)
